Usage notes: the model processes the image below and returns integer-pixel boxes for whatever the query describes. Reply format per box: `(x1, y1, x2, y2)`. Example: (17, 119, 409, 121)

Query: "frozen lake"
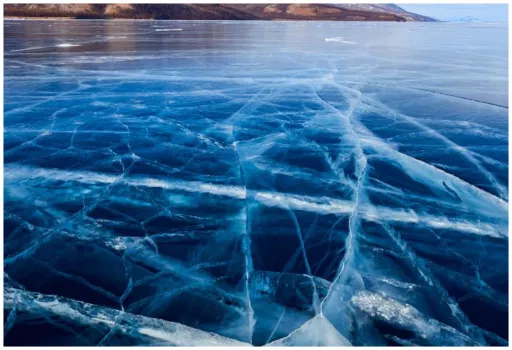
(4, 20, 508, 346)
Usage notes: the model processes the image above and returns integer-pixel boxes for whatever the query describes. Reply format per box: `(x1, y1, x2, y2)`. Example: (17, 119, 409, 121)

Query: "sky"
(400, 4, 508, 22)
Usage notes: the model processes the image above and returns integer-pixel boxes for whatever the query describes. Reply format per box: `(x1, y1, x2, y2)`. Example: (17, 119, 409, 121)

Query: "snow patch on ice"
(325, 37, 357, 44)
(268, 314, 352, 346)
(56, 43, 80, 48)
(155, 28, 183, 32)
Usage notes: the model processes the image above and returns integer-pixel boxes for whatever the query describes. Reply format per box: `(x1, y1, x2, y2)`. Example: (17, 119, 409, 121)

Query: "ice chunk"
(350, 291, 479, 346)
(4, 286, 251, 346)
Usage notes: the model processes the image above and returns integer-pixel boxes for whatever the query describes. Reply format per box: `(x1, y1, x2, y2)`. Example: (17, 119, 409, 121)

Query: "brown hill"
(4, 3, 435, 21)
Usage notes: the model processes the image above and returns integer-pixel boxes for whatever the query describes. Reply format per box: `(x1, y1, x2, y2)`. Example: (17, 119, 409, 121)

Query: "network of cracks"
(4, 22, 509, 347)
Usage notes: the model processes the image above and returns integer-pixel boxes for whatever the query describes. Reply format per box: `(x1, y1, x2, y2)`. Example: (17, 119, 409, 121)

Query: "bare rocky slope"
(4, 4, 436, 21)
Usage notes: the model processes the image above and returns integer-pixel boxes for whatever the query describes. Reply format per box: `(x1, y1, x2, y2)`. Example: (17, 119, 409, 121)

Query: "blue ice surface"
(3, 20, 508, 346)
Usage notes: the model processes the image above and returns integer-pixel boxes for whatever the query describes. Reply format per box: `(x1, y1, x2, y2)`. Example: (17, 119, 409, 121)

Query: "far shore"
(5, 16, 151, 21)
(4, 16, 427, 22)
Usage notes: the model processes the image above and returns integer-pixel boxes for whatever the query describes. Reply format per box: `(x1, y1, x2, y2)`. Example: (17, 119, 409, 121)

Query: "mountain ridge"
(4, 4, 436, 22)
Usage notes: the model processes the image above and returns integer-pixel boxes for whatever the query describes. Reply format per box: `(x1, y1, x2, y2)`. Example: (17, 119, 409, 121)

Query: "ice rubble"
(4, 284, 250, 346)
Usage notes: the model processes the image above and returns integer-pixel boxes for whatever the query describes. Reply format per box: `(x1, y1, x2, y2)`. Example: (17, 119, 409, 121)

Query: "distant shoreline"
(6, 16, 76, 20)
(4, 17, 436, 22)
(3, 4, 437, 22)
(4, 16, 409, 22)
(4, 16, 145, 20)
